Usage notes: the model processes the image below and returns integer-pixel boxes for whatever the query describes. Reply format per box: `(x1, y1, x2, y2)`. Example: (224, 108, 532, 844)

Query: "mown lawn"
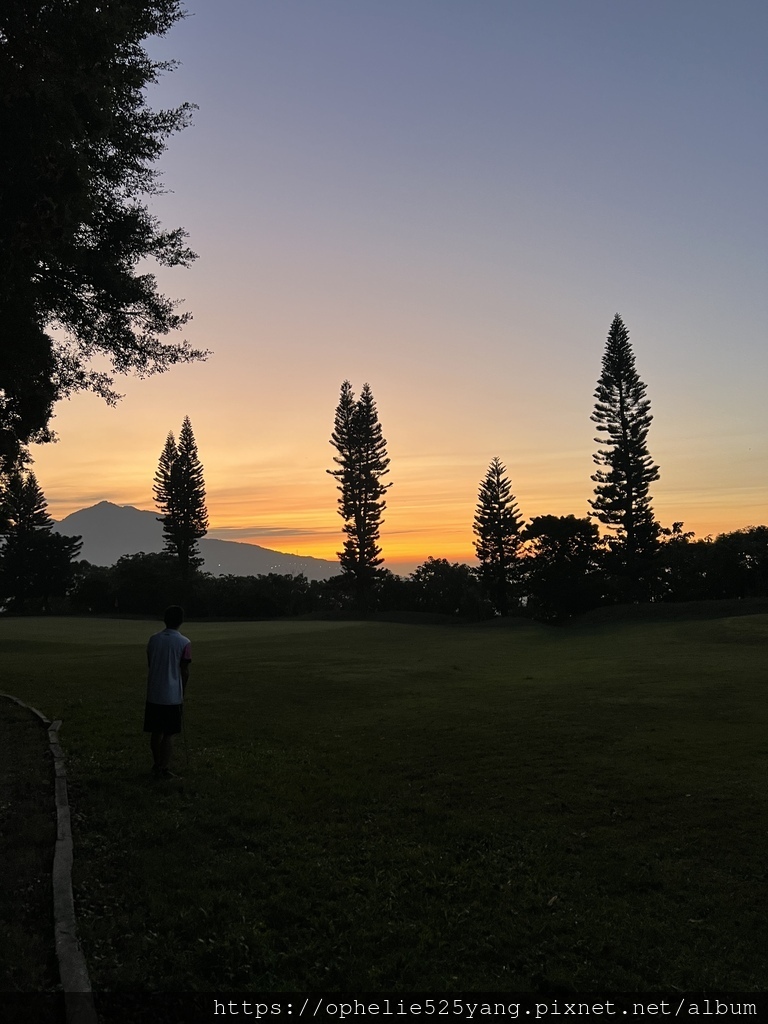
(1, 613, 766, 997)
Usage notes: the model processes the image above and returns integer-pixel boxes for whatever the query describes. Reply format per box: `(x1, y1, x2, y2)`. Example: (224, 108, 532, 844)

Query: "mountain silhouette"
(52, 501, 340, 581)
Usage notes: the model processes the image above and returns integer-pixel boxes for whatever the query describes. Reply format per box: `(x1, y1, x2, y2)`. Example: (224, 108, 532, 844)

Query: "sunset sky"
(33, 0, 767, 575)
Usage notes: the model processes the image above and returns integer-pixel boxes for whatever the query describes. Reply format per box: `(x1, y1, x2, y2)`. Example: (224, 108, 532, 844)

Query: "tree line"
(2, 313, 766, 619)
(5, 519, 765, 621)
(324, 313, 767, 620)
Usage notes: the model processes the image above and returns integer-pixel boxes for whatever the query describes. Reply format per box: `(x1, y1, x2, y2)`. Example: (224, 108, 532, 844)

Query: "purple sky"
(36, 0, 767, 571)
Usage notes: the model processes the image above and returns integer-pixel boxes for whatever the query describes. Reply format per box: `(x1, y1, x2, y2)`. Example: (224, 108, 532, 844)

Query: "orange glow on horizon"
(42, 482, 767, 575)
(28, 364, 767, 577)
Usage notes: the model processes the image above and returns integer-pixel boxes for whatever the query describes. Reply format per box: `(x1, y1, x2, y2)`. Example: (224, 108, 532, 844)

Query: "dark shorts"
(143, 702, 183, 735)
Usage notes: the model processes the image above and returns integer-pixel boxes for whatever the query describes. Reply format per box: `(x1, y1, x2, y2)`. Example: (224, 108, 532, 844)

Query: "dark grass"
(0, 698, 59, 993)
(0, 613, 766, 995)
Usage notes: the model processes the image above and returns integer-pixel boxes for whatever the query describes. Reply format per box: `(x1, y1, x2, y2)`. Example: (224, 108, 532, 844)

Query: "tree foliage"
(0, 471, 82, 612)
(0, 0, 207, 470)
(110, 551, 183, 616)
(522, 514, 603, 620)
(70, 556, 315, 619)
(153, 416, 208, 575)
(473, 457, 524, 615)
(153, 429, 178, 529)
(590, 314, 660, 570)
(327, 380, 391, 609)
(58, 524, 768, 622)
(1, 470, 53, 534)
(410, 557, 488, 618)
(654, 526, 768, 603)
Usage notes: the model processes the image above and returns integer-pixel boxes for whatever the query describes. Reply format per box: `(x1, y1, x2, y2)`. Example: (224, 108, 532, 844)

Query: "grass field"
(0, 699, 58, 994)
(1, 612, 767, 996)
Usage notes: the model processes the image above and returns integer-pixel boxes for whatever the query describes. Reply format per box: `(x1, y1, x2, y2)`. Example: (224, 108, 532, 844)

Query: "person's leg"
(158, 734, 174, 770)
(150, 732, 163, 769)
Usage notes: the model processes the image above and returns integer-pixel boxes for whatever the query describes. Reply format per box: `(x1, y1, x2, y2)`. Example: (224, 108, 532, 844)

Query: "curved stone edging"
(0, 692, 51, 727)
(0, 693, 97, 1024)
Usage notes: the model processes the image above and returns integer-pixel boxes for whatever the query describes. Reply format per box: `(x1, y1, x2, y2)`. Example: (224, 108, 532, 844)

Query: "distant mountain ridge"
(52, 501, 340, 581)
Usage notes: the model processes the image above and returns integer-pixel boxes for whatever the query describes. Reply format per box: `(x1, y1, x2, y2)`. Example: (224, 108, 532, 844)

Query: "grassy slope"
(0, 614, 766, 994)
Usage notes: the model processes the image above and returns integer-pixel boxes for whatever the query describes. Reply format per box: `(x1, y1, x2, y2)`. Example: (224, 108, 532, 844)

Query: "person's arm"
(181, 659, 191, 694)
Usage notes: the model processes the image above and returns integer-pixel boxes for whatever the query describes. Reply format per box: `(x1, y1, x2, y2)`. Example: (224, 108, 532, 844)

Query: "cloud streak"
(208, 526, 333, 540)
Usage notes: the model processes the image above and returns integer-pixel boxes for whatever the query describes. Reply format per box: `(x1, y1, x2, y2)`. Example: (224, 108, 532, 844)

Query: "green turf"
(1, 613, 766, 993)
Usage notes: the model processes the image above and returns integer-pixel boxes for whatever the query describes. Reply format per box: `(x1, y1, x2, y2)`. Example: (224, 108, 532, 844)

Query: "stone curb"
(0, 694, 98, 1024)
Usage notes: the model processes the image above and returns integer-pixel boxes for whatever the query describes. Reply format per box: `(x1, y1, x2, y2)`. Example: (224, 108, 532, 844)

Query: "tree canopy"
(0, 0, 207, 470)
(522, 514, 603, 620)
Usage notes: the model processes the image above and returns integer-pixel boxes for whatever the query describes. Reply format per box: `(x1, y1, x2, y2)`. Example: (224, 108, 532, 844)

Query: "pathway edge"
(0, 693, 97, 1024)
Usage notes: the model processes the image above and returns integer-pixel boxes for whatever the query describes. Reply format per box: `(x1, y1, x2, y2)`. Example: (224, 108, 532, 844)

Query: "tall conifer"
(0, 471, 81, 611)
(328, 381, 391, 610)
(473, 457, 524, 616)
(153, 431, 178, 534)
(153, 417, 208, 575)
(590, 314, 660, 570)
(1, 471, 53, 535)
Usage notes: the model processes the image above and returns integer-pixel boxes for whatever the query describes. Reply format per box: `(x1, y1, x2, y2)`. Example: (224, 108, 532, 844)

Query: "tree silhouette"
(0, 471, 82, 612)
(0, 0, 207, 471)
(153, 429, 178, 525)
(153, 416, 208, 575)
(410, 557, 486, 617)
(1, 470, 52, 533)
(590, 314, 660, 577)
(522, 514, 603, 620)
(328, 381, 391, 611)
(473, 457, 524, 616)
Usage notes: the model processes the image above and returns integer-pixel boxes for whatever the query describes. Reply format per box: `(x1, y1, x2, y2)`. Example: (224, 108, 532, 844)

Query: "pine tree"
(153, 417, 208, 575)
(1, 471, 53, 535)
(590, 314, 660, 572)
(473, 457, 524, 616)
(327, 381, 391, 610)
(0, 471, 82, 612)
(328, 380, 358, 528)
(174, 415, 209, 571)
(153, 430, 178, 533)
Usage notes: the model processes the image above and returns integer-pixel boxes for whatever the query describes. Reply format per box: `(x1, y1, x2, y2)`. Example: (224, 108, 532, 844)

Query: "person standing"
(144, 605, 191, 778)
